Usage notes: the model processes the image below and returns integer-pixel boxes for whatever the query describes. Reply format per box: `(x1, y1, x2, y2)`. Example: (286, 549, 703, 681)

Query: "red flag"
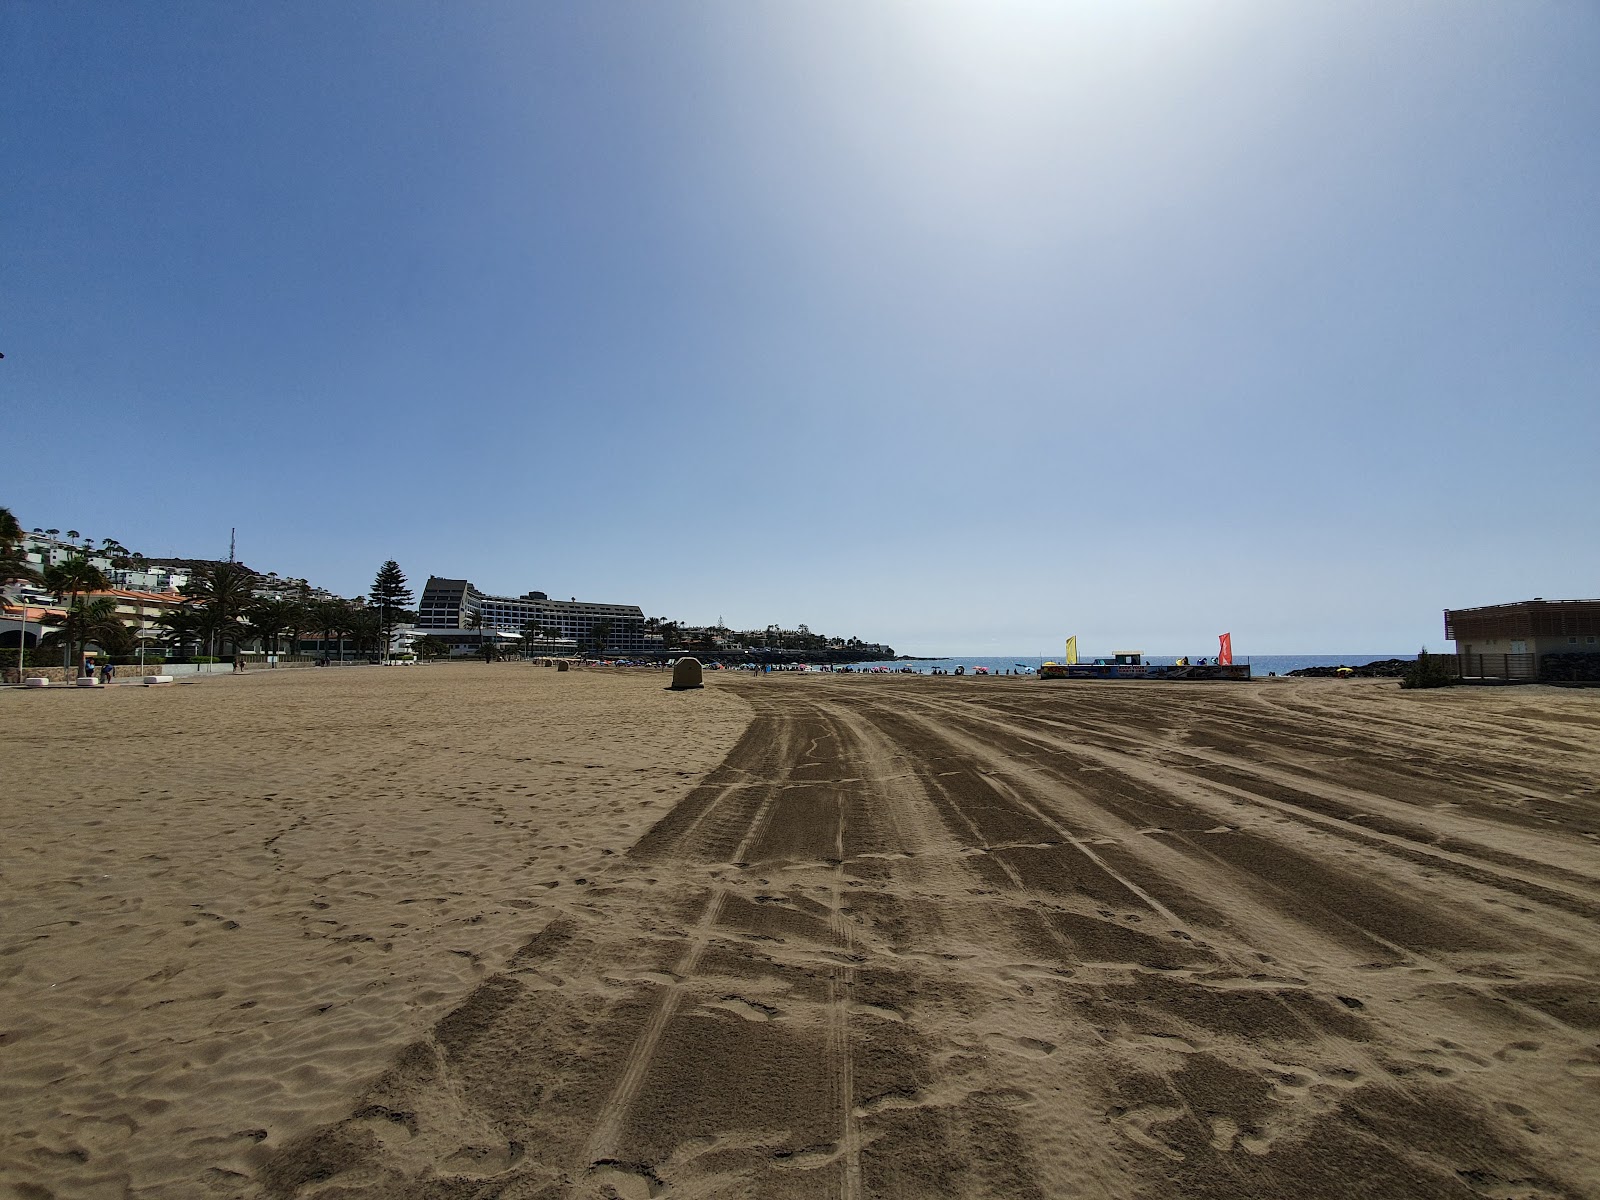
(1218, 633, 1233, 665)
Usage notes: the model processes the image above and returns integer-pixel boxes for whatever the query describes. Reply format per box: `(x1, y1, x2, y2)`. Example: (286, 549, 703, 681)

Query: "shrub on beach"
(1401, 648, 1457, 690)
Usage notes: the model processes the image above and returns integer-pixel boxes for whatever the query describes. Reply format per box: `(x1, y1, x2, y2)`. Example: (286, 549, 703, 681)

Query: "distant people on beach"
(102, 662, 115, 684)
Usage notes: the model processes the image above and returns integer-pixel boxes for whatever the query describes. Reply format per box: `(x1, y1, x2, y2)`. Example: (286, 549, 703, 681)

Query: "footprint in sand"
(443, 1141, 525, 1176)
(1494, 1040, 1543, 1062)
(1121, 1032, 1201, 1053)
(584, 1161, 663, 1199)
(984, 1033, 1057, 1059)
(704, 996, 780, 1022)
(1107, 1103, 1186, 1161)
(847, 1002, 904, 1023)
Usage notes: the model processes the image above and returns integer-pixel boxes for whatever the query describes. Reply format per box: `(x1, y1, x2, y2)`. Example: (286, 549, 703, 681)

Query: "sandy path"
(0, 665, 752, 1199)
(234, 674, 1600, 1200)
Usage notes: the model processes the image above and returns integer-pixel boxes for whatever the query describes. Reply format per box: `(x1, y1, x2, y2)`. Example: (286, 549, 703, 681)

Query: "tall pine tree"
(369, 561, 414, 660)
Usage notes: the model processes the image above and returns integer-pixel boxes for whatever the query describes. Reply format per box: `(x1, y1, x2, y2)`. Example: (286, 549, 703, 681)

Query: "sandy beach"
(3, 667, 1599, 1198)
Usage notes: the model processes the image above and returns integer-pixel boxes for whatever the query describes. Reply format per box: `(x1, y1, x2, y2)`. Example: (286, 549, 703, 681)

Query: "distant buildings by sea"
(2, 519, 891, 662)
(416, 576, 646, 655)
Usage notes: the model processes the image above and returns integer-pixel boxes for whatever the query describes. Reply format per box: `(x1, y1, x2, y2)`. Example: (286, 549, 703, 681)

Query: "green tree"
(368, 561, 414, 663)
(589, 619, 613, 656)
(42, 555, 108, 604)
(413, 635, 450, 660)
(101, 538, 135, 572)
(310, 598, 354, 661)
(467, 609, 497, 662)
(282, 582, 313, 654)
(346, 606, 382, 657)
(519, 618, 558, 657)
(0, 507, 38, 589)
(0, 508, 41, 672)
(154, 604, 205, 657)
(42, 555, 111, 668)
(40, 597, 132, 662)
(1401, 646, 1457, 690)
(180, 562, 256, 657)
(245, 597, 299, 655)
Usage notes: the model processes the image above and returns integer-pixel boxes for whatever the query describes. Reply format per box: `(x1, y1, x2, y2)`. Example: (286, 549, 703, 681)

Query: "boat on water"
(1038, 650, 1251, 682)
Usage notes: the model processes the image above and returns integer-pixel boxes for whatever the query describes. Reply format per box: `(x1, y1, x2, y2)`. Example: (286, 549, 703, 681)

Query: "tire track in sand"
(248, 674, 1599, 1200)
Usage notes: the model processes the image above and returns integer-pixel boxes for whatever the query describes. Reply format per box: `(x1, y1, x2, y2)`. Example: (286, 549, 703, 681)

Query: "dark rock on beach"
(1287, 658, 1413, 679)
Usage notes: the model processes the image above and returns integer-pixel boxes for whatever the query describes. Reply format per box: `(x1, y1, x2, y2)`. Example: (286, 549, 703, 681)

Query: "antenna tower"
(229, 528, 236, 564)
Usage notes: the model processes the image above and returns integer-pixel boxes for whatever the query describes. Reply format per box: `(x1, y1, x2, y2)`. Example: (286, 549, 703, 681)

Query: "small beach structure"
(1040, 649, 1251, 682)
(670, 657, 704, 690)
(1447, 598, 1600, 683)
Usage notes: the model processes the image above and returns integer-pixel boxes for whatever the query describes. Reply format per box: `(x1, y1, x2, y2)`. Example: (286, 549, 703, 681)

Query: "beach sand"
(4, 668, 1600, 1198)
(0, 664, 751, 1199)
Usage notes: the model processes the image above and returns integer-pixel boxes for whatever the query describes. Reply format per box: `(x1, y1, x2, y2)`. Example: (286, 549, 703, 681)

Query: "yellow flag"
(1065, 636, 1078, 665)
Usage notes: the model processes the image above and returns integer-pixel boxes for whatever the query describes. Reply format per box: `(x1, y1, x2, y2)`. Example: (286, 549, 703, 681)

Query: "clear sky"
(4, 1, 1596, 655)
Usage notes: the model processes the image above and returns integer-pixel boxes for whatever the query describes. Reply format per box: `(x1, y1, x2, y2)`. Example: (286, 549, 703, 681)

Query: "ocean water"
(844, 654, 1415, 676)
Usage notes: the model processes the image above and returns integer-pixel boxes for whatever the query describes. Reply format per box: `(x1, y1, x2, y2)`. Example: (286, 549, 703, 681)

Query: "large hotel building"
(416, 577, 646, 653)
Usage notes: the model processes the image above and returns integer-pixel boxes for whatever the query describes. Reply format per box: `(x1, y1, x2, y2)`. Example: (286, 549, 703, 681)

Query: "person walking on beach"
(102, 661, 115, 684)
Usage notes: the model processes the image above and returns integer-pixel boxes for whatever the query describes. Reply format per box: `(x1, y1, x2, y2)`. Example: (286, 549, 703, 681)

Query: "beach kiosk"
(1040, 648, 1251, 682)
(1040, 651, 1149, 680)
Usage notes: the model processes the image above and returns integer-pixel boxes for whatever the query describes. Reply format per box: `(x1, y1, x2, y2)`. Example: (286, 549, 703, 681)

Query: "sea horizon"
(851, 653, 1419, 676)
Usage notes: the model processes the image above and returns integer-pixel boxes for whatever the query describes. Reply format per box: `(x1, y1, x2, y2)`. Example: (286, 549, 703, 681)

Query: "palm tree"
(347, 606, 382, 658)
(0, 508, 41, 674)
(101, 539, 132, 571)
(39, 597, 131, 663)
(519, 618, 558, 658)
(42, 556, 107, 604)
(468, 609, 494, 662)
(245, 597, 297, 655)
(154, 604, 205, 658)
(283, 598, 308, 657)
(42, 556, 111, 669)
(181, 562, 256, 657)
(0, 506, 38, 589)
(413, 635, 450, 660)
(310, 598, 352, 662)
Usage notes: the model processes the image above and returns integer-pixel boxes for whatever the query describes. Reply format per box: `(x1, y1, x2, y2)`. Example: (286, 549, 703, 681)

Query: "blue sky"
(4, 1, 1596, 655)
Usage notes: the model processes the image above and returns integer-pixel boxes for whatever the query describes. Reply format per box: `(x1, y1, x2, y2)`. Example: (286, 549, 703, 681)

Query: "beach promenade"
(3, 667, 1599, 1198)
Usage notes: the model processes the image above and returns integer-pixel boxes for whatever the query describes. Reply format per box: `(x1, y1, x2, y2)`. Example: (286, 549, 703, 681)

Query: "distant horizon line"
(879, 650, 1424, 660)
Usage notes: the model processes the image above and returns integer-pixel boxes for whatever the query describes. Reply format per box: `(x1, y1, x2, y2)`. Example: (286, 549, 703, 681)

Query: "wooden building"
(1445, 599, 1600, 681)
